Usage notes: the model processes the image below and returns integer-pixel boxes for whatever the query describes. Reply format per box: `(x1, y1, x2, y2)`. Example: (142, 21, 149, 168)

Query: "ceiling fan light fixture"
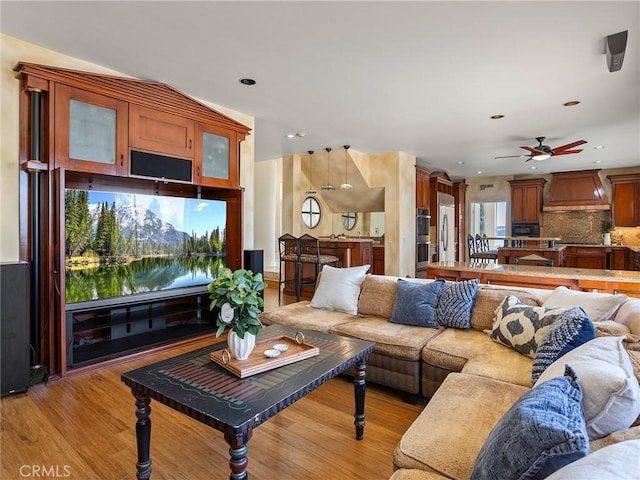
(531, 153, 551, 161)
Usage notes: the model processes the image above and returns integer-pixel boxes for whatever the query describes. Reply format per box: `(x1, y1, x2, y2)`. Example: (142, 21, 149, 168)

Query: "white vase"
(603, 233, 611, 246)
(227, 330, 256, 360)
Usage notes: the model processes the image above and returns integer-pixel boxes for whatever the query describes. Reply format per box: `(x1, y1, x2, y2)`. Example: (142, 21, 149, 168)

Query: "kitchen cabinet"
(509, 178, 546, 224)
(54, 84, 129, 176)
(129, 104, 195, 159)
(566, 246, 606, 269)
(372, 246, 385, 275)
(194, 122, 239, 188)
(416, 167, 431, 209)
(608, 174, 640, 227)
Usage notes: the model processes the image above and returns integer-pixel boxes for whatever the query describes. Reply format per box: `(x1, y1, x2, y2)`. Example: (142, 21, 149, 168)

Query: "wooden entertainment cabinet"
(15, 62, 251, 376)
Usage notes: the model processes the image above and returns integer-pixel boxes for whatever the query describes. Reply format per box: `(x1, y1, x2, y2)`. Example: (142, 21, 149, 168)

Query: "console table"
(121, 324, 374, 479)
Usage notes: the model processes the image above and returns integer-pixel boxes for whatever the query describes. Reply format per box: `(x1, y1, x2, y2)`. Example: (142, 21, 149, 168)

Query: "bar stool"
(472, 234, 499, 263)
(296, 234, 340, 301)
(277, 233, 299, 304)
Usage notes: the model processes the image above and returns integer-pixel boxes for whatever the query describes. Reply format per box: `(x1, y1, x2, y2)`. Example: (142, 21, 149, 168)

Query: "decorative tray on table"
(210, 332, 319, 378)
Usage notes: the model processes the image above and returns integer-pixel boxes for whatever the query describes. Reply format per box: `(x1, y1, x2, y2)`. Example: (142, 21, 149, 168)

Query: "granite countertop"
(561, 243, 639, 251)
(318, 237, 375, 243)
(428, 261, 640, 283)
(497, 245, 567, 252)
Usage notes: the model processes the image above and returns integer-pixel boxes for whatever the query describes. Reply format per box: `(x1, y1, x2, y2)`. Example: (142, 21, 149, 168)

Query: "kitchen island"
(283, 238, 374, 299)
(427, 261, 640, 298)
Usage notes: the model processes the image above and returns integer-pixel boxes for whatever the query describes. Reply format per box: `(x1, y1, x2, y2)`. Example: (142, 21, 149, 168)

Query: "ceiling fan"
(495, 136, 587, 161)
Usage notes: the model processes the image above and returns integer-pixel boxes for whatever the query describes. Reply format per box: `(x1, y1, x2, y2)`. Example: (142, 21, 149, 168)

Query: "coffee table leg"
(224, 431, 252, 480)
(133, 392, 152, 480)
(354, 359, 367, 440)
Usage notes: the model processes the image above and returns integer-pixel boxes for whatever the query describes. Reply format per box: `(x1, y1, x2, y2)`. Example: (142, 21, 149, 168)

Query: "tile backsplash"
(542, 211, 611, 244)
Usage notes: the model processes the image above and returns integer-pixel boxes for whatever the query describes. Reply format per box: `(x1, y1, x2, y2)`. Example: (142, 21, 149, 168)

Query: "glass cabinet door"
(55, 84, 128, 175)
(195, 122, 238, 188)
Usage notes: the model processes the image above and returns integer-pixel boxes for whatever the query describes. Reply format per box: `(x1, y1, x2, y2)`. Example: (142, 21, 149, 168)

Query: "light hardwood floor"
(1, 285, 424, 480)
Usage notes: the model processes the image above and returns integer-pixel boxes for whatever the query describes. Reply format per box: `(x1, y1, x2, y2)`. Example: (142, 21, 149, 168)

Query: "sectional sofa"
(260, 269, 640, 479)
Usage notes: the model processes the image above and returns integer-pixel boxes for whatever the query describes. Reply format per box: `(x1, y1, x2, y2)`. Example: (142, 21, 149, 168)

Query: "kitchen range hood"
(543, 170, 611, 211)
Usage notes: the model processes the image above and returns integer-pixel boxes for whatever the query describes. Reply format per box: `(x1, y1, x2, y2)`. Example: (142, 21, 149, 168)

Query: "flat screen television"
(64, 188, 226, 305)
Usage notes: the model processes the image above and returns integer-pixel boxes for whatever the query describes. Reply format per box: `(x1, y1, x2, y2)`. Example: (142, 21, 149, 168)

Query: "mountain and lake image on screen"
(64, 189, 226, 304)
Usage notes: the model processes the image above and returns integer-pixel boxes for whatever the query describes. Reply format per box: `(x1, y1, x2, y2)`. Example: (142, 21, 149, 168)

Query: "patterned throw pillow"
(471, 365, 589, 480)
(435, 279, 479, 329)
(390, 279, 445, 327)
(531, 307, 595, 384)
(488, 296, 575, 358)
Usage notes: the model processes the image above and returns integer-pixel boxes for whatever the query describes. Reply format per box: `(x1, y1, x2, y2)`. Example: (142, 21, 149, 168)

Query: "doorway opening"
(470, 202, 507, 249)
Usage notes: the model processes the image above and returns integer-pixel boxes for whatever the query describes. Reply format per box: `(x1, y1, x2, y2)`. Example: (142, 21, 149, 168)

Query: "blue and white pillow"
(390, 279, 445, 327)
(435, 279, 479, 329)
(531, 307, 595, 384)
(471, 365, 589, 480)
(488, 296, 576, 358)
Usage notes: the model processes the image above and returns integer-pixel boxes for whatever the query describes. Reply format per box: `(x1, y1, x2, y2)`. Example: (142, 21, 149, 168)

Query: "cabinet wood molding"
(15, 62, 250, 138)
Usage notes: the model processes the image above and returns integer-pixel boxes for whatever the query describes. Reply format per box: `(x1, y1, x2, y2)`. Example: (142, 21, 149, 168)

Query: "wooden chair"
(296, 234, 340, 301)
(473, 234, 499, 263)
(277, 233, 299, 303)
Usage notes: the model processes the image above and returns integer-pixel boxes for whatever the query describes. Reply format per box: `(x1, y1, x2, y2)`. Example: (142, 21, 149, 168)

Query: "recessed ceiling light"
(563, 100, 580, 106)
(594, 160, 602, 164)
(593, 145, 605, 149)
(476, 171, 483, 174)
(285, 134, 296, 139)
(239, 78, 256, 86)
(490, 114, 504, 119)
(295, 132, 307, 138)
(530, 166, 537, 170)
(457, 161, 465, 164)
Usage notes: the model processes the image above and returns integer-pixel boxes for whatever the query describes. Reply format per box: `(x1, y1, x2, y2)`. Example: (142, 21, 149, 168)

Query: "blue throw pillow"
(471, 365, 589, 480)
(435, 279, 479, 329)
(390, 279, 445, 327)
(531, 307, 596, 384)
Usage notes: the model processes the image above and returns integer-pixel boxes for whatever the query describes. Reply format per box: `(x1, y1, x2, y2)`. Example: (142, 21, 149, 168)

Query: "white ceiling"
(2, 1, 639, 179)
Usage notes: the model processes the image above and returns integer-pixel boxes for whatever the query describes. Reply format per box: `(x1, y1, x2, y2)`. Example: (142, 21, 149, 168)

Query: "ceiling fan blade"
(552, 140, 587, 152)
(521, 146, 547, 155)
(494, 154, 529, 159)
(552, 149, 583, 156)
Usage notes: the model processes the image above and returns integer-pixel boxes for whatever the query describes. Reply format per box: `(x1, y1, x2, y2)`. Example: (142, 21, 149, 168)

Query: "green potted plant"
(208, 265, 266, 359)
(602, 221, 614, 246)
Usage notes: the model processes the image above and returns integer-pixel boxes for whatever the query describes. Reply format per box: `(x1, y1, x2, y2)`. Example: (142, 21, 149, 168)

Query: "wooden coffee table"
(121, 324, 375, 479)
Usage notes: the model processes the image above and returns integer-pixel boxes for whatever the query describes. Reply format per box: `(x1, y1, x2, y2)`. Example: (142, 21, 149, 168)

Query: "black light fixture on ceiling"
(305, 150, 317, 194)
(321, 147, 335, 191)
(340, 145, 352, 190)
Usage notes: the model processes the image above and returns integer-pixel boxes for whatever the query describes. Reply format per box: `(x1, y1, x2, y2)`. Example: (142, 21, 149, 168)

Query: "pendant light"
(321, 147, 335, 191)
(340, 145, 352, 190)
(305, 150, 317, 194)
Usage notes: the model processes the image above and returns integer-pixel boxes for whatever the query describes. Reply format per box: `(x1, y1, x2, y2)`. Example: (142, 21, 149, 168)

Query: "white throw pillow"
(309, 265, 370, 315)
(534, 336, 640, 439)
(545, 439, 640, 480)
(542, 286, 627, 322)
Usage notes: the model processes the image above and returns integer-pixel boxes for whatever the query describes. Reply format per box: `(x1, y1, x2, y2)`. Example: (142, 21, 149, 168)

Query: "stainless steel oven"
(417, 208, 430, 243)
(416, 208, 431, 269)
(416, 242, 430, 269)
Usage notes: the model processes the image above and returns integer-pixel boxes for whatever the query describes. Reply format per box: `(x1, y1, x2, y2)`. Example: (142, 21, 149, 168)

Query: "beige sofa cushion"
(422, 328, 533, 386)
(614, 297, 640, 334)
(259, 301, 356, 333)
(331, 316, 442, 361)
(470, 285, 541, 331)
(394, 373, 529, 480)
(390, 469, 451, 480)
(357, 274, 400, 318)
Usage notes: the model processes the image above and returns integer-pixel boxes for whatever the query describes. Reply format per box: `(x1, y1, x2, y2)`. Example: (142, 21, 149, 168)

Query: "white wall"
(254, 158, 282, 272)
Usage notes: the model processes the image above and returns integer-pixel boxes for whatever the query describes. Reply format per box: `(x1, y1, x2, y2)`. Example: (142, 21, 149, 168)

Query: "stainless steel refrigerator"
(437, 193, 456, 263)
